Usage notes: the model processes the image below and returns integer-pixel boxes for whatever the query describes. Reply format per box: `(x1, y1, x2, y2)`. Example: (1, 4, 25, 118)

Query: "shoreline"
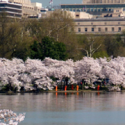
(0, 89, 124, 94)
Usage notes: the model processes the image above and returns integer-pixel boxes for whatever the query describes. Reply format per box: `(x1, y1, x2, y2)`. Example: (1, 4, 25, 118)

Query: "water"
(0, 92, 125, 125)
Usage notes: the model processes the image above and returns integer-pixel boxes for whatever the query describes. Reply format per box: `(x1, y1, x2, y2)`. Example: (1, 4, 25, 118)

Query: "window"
(85, 28, 87, 32)
(91, 23, 93, 25)
(76, 14, 79, 17)
(78, 28, 81, 32)
(90, 8, 93, 12)
(94, 9, 97, 11)
(98, 28, 101, 32)
(87, 9, 90, 12)
(118, 22, 120, 25)
(109, 14, 112, 17)
(105, 27, 108, 32)
(92, 28, 94, 32)
(118, 27, 121, 32)
(112, 27, 114, 32)
(98, 9, 100, 12)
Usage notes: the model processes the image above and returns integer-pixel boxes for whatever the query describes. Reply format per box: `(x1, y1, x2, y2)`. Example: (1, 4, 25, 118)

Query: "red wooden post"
(76, 85, 79, 91)
(55, 86, 58, 91)
(97, 85, 100, 91)
(71, 85, 74, 90)
(65, 86, 67, 91)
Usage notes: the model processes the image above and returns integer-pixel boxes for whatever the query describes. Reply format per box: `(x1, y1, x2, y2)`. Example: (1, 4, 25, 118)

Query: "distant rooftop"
(75, 17, 125, 21)
(8, 0, 31, 5)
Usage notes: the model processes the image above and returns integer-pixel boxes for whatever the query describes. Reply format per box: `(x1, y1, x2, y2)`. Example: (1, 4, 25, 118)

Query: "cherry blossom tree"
(75, 57, 102, 85)
(0, 109, 25, 125)
(44, 58, 76, 84)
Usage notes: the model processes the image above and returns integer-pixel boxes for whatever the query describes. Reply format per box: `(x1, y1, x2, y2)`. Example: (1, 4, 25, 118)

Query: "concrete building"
(9, 0, 31, 4)
(83, 0, 125, 3)
(0, 0, 22, 18)
(75, 17, 125, 34)
(41, 10, 93, 19)
(32, 2, 42, 9)
(9, 0, 42, 17)
(61, 4, 125, 16)
(59, 0, 125, 34)
(67, 11, 93, 19)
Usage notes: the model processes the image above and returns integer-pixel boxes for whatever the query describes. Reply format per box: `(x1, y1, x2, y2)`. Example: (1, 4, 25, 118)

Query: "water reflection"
(0, 92, 125, 125)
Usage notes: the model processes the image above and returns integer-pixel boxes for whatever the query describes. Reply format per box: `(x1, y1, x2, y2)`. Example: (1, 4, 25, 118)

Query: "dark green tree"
(29, 41, 43, 59)
(29, 36, 67, 60)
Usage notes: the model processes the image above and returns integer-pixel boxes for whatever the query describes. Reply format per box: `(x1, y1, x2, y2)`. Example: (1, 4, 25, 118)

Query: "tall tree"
(26, 10, 78, 60)
(0, 12, 32, 59)
(76, 34, 107, 58)
(29, 36, 67, 60)
(104, 34, 125, 57)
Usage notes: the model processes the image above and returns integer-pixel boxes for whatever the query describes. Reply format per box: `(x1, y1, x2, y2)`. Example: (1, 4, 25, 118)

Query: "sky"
(31, 0, 82, 7)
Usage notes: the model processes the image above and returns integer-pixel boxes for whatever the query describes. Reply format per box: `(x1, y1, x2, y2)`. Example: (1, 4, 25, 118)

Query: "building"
(9, 0, 31, 4)
(83, 0, 125, 3)
(60, 0, 125, 17)
(9, 0, 42, 17)
(40, 10, 93, 19)
(0, 0, 22, 18)
(59, 0, 125, 34)
(0, 0, 42, 18)
(61, 4, 125, 16)
(75, 17, 125, 34)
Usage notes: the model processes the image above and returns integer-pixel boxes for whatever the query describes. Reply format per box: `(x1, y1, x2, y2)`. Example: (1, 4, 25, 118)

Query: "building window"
(78, 23, 80, 25)
(118, 27, 121, 32)
(105, 27, 108, 32)
(118, 22, 120, 25)
(90, 8, 93, 12)
(94, 9, 97, 11)
(78, 28, 81, 32)
(92, 28, 94, 32)
(98, 28, 101, 32)
(109, 14, 112, 17)
(91, 22, 93, 25)
(76, 14, 79, 17)
(85, 28, 87, 32)
(112, 27, 114, 32)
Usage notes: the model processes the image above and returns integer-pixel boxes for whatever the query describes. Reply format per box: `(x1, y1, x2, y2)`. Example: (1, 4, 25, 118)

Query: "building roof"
(74, 17, 125, 22)
(61, 3, 125, 9)
(9, 0, 31, 5)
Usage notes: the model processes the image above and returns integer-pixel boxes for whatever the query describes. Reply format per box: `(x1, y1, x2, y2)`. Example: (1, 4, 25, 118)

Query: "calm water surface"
(0, 92, 125, 125)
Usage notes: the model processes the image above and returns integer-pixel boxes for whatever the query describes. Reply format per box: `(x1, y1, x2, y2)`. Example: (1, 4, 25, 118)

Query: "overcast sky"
(31, 0, 82, 7)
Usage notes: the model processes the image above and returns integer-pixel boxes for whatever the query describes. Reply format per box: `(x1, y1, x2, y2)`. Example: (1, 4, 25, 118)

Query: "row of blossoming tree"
(0, 57, 125, 92)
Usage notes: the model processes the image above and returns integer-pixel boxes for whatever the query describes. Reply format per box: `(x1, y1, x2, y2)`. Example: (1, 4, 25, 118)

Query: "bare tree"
(77, 34, 103, 58)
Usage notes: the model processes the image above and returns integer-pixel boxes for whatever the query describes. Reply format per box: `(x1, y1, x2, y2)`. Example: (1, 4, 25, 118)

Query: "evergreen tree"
(29, 36, 67, 60)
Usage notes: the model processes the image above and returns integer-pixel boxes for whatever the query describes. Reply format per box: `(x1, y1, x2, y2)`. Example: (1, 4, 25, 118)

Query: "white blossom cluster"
(0, 109, 25, 125)
(0, 57, 125, 91)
